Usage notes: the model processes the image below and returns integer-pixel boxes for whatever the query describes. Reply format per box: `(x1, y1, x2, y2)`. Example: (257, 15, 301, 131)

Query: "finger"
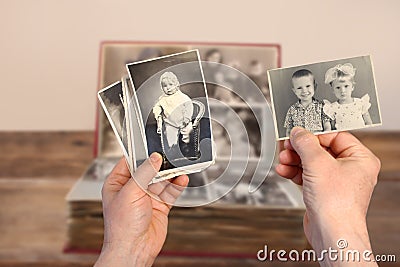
(102, 158, 131, 202)
(147, 175, 189, 200)
(277, 140, 285, 153)
(171, 174, 189, 187)
(109, 157, 132, 179)
(275, 164, 303, 185)
(289, 127, 331, 166)
(148, 179, 169, 196)
(159, 175, 189, 206)
(279, 149, 301, 166)
(284, 139, 294, 151)
(317, 131, 366, 158)
(120, 153, 163, 200)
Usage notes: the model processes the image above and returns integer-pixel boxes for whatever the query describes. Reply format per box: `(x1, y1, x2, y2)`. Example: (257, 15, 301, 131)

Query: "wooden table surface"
(0, 131, 399, 266)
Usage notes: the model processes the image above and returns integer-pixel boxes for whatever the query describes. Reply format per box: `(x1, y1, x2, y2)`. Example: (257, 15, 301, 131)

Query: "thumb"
(120, 152, 163, 199)
(289, 127, 330, 166)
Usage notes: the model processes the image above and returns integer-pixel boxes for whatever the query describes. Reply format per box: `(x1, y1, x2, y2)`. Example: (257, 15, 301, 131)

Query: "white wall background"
(1, 0, 399, 130)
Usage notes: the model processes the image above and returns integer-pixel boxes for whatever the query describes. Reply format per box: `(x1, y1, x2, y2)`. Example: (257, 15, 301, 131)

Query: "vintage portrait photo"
(97, 81, 129, 158)
(126, 50, 214, 173)
(268, 55, 382, 140)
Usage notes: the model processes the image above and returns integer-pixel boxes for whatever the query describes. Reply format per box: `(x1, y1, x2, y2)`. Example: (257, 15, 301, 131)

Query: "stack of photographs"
(99, 50, 215, 183)
(65, 41, 307, 256)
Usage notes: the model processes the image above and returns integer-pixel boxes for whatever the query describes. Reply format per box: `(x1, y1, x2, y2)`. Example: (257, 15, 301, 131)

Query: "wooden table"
(0, 131, 399, 266)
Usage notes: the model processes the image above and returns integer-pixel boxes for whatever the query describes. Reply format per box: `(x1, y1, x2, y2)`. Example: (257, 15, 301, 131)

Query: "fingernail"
(290, 127, 304, 137)
(150, 153, 161, 162)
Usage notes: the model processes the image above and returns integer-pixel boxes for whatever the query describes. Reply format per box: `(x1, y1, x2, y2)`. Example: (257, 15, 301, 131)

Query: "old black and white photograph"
(126, 50, 214, 174)
(268, 55, 382, 140)
(97, 81, 129, 158)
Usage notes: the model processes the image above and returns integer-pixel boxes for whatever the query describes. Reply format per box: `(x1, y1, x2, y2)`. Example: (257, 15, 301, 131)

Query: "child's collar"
(298, 97, 316, 103)
(298, 97, 316, 108)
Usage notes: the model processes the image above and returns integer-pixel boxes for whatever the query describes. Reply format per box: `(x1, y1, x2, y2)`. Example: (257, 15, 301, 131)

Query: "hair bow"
(324, 63, 356, 84)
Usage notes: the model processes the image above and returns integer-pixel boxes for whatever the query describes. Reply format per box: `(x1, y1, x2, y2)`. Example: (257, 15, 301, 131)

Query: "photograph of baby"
(126, 50, 214, 172)
(268, 55, 382, 140)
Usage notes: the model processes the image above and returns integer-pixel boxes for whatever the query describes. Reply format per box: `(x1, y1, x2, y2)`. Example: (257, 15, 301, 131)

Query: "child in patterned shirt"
(284, 69, 331, 137)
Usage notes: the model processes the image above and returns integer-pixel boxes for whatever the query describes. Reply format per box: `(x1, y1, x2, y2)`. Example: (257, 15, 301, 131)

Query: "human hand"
(276, 127, 380, 266)
(94, 153, 189, 267)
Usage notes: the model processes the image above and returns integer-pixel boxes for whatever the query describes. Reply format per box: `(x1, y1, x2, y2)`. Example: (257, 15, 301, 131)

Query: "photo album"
(98, 50, 214, 183)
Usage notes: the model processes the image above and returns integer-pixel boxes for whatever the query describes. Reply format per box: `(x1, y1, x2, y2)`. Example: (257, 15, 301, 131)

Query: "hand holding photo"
(268, 55, 382, 140)
(126, 50, 214, 182)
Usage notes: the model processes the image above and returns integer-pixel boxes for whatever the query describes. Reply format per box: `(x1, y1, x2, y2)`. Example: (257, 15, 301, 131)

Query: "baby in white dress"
(153, 71, 193, 150)
(323, 63, 373, 130)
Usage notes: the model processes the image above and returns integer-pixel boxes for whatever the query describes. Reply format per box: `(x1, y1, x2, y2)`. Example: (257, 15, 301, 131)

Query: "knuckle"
(374, 156, 381, 171)
(373, 156, 381, 184)
(278, 150, 286, 162)
(369, 154, 381, 174)
(366, 155, 380, 186)
(101, 184, 106, 197)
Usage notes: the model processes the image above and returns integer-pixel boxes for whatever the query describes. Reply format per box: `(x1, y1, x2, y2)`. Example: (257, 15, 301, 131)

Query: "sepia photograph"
(126, 50, 214, 173)
(268, 55, 382, 140)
